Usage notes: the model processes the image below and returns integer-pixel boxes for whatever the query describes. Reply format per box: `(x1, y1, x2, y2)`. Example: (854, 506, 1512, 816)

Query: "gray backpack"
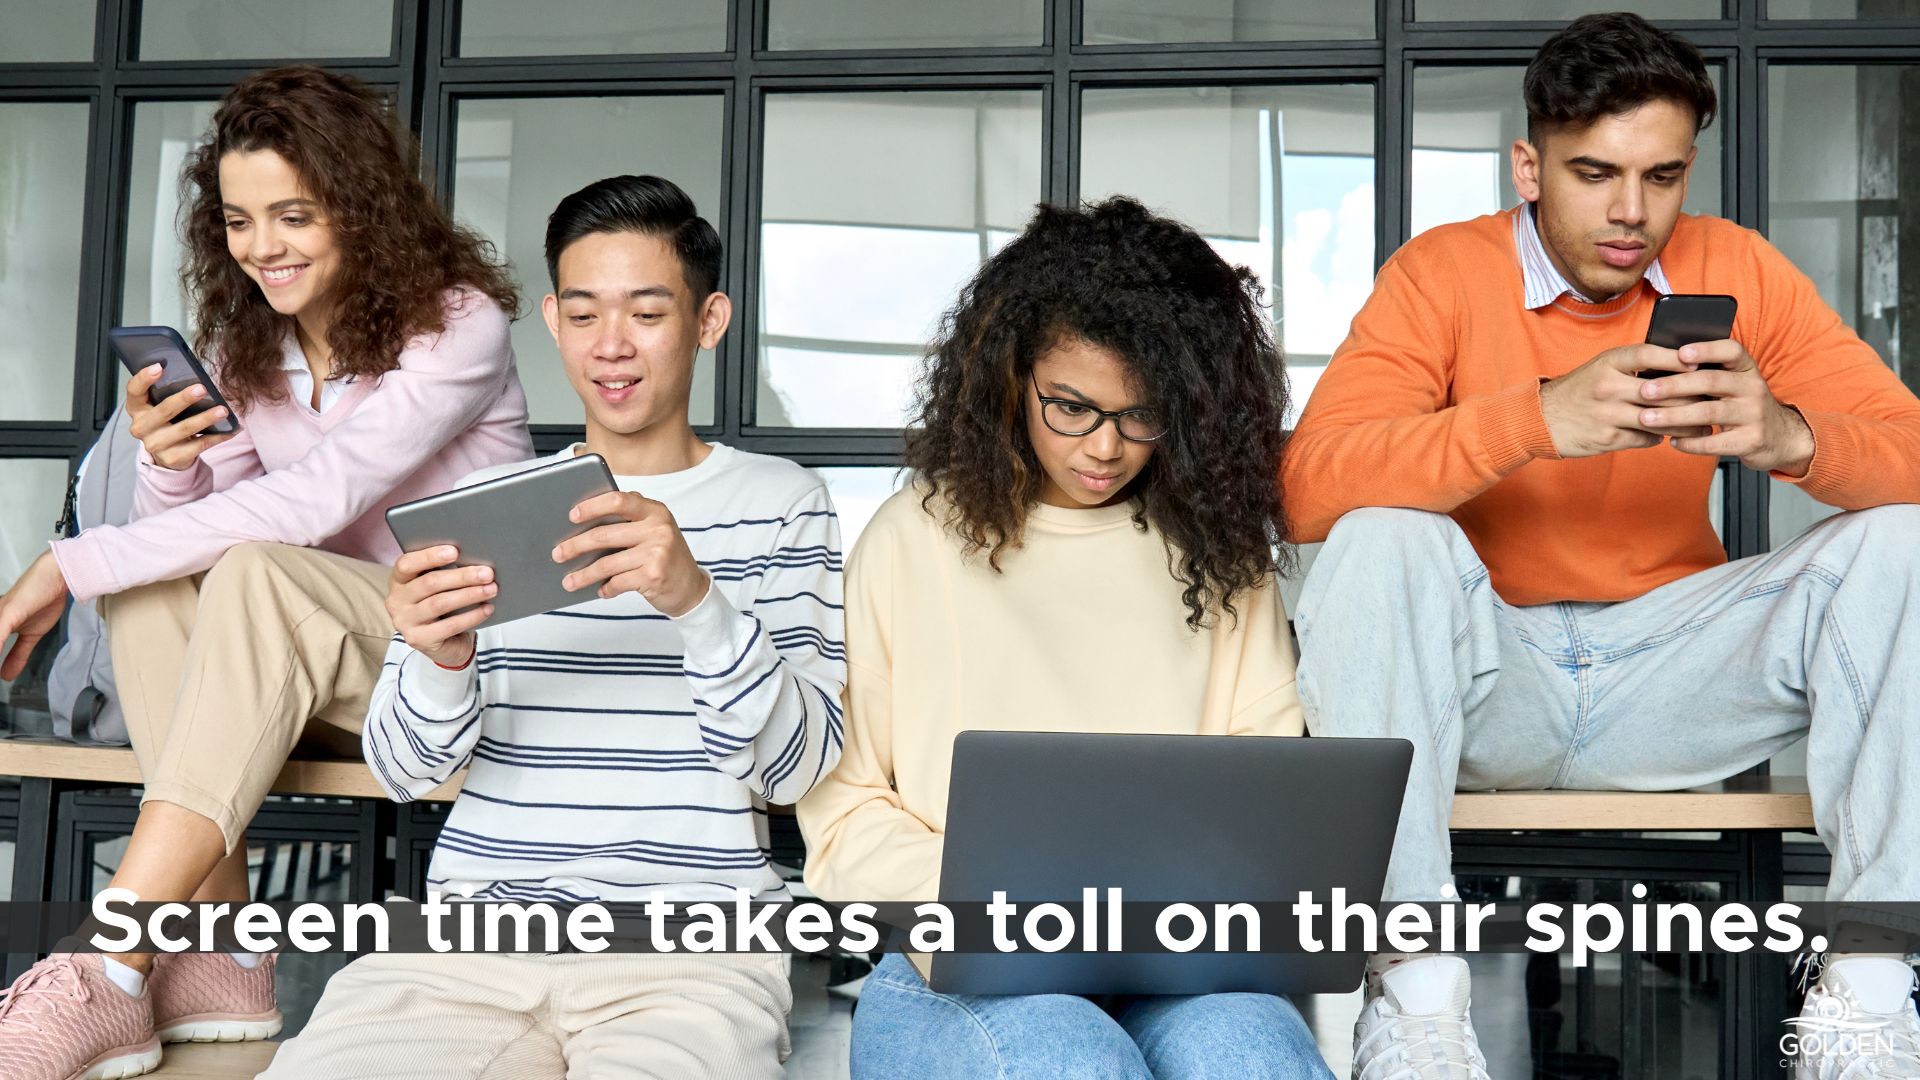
(45, 404, 139, 745)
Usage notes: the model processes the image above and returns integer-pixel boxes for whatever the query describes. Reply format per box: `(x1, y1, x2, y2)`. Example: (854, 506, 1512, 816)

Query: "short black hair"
(1524, 13, 1717, 145)
(543, 175, 722, 298)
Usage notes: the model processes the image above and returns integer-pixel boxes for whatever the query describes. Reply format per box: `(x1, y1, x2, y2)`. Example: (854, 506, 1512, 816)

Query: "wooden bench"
(1, 742, 1815, 1079)
(151, 1041, 277, 1079)
(0, 740, 463, 803)
(0, 740, 1815, 829)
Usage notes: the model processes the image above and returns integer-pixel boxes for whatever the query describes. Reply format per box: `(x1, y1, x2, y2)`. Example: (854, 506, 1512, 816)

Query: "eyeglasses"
(1030, 372, 1168, 443)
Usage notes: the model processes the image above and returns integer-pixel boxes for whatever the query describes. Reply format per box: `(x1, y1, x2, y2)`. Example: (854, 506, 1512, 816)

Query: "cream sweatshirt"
(797, 485, 1304, 905)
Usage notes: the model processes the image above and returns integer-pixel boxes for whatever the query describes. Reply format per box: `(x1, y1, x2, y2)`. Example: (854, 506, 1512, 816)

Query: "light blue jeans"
(1293, 505, 1920, 903)
(850, 953, 1333, 1079)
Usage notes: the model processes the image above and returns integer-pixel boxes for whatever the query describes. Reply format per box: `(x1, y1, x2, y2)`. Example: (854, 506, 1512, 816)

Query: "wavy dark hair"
(906, 196, 1292, 630)
(180, 66, 519, 412)
(1525, 13, 1717, 143)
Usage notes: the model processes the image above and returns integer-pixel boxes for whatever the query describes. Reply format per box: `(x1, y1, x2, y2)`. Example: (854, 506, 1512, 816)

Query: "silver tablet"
(385, 453, 623, 629)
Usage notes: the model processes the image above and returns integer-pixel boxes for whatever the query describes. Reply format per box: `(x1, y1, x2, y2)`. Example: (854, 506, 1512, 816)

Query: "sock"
(1823, 955, 1917, 1015)
(102, 956, 147, 997)
(1365, 952, 1422, 997)
(231, 952, 261, 970)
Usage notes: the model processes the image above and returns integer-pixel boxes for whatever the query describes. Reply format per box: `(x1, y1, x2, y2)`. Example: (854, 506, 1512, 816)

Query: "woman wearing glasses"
(798, 197, 1329, 1078)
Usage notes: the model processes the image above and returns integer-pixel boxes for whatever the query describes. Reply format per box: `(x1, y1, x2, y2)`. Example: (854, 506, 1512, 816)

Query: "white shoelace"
(0, 956, 89, 1035)
(1354, 1014, 1493, 1080)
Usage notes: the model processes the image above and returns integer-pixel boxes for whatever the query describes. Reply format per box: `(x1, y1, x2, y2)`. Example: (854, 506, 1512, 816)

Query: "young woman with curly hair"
(798, 197, 1331, 1078)
(0, 66, 531, 1078)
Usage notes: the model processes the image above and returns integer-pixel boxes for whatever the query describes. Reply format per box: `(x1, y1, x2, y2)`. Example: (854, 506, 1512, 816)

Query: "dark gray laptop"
(925, 730, 1411, 997)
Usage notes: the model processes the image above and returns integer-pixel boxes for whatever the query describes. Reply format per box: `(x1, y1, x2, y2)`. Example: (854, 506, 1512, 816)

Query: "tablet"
(385, 453, 623, 629)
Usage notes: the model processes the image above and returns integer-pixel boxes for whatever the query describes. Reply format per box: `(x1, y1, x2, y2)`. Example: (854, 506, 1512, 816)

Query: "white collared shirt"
(1512, 201, 1672, 309)
(282, 339, 349, 413)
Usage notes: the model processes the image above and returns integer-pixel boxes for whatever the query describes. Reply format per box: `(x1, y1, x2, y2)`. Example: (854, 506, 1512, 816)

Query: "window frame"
(0, 0, 1916, 534)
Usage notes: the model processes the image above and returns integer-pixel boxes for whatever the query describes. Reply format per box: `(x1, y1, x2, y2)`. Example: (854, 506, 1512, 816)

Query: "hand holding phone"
(110, 325, 241, 470)
(1639, 294, 1738, 377)
(123, 363, 237, 470)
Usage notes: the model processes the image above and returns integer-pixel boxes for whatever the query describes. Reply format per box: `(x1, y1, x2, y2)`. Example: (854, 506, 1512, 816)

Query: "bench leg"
(1730, 829, 1791, 1080)
(6, 778, 56, 983)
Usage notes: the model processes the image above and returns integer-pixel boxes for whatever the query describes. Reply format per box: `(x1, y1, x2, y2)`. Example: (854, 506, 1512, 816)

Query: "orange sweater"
(1283, 209, 1920, 606)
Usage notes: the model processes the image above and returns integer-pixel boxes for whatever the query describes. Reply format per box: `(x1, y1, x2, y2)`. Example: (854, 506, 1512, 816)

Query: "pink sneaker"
(0, 953, 161, 1080)
(150, 952, 282, 1043)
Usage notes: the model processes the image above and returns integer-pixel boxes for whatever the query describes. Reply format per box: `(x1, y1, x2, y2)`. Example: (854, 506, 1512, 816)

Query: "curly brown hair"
(906, 196, 1293, 630)
(180, 66, 519, 412)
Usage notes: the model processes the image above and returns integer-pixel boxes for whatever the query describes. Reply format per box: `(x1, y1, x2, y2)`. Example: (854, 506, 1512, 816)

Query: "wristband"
(432, 640, 476, 671)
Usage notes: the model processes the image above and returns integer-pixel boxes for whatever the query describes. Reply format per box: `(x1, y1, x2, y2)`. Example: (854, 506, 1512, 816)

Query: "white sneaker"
(1794, 957, 1920, 1079)
(1351, 956, 1492, 1080)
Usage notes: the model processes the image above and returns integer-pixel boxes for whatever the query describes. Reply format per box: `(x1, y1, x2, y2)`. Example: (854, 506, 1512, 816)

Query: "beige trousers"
(257, 952, 794, 1080)
(100, 542, 391, 851)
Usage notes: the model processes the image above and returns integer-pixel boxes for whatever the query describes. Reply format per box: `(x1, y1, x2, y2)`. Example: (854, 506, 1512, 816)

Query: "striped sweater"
(364, 443, 846, 904)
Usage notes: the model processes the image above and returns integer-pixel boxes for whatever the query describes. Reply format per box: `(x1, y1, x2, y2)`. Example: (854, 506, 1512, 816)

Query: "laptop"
(920, 730, 1411, 997)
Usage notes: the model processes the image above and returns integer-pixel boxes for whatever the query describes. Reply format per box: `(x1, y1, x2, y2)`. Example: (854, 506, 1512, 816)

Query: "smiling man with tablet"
(261, 176, 847, 1080)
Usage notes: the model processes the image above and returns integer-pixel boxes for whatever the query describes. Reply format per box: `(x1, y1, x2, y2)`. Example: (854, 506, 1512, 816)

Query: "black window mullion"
(1382, 0, 1409, 256)
(417, 0, 453, 201)
(75, 0, 135, 443)
(1729, 0, 1771, 560)
(723, 0, 759, 441)
(1048, 0, 1072, 207)
(394, 0, 430, 137)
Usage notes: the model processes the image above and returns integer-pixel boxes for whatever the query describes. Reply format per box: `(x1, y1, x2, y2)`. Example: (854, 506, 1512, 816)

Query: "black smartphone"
(1639, 293, 1738, 378)
(108, 326, 241, 436)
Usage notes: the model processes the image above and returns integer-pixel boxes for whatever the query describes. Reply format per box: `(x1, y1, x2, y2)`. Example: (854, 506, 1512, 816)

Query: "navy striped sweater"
(364, 444, 847, 904)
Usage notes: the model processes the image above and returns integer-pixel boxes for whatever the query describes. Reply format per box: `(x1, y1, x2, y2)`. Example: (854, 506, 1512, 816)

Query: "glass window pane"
(1771, 484, 1841, 548)
(1082, 0, 1371, 44)
(812, 466, 910, 554)
(0, 786, 14, 899)
(1769, 0, 1920, 17)
(138, 0, 393, 61)
(0, 459, 70, 723)
(1767, 65, 1916, 544)
(1709, 466, 1724, 541)
(770, 0, 1042, 49)
(452, 95, 726, 428)
(1419, 0, 1722, 19)
(0, 1, 94, 62)
(0, 103, 89, 422)
(459, 0, 726, 56)
(122, 101, 218, 403)
(758, 91, 1042, 428)
(1411, 65, 1723, 239)
(1081, 84, 1376, 429)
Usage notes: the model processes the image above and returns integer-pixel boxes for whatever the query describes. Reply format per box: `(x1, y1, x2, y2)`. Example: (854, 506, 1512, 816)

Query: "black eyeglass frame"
(1028, 372, 1168, 443)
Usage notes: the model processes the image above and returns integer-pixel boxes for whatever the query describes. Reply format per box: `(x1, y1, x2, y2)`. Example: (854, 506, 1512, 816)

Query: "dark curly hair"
(180, 66, 519, 412)
(906, 196, 1292, 630)
(1525, 13, 1717, 144)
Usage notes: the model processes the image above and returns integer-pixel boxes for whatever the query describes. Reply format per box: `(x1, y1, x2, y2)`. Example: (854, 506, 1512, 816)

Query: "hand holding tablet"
(384, 453, 626, 640)
(550, 489, 710, 618)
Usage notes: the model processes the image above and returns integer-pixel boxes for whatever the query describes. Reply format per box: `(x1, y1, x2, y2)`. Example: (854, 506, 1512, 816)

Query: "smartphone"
(1639, 294, 1738, 378)
(107, 326, 241, 435)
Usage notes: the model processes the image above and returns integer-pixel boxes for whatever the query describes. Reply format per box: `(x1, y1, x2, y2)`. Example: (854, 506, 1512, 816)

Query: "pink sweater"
(51, 289, 534, 602)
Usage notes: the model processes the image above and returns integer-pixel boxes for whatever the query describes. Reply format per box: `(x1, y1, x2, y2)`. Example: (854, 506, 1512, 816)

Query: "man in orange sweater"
(1285, 14, 1920, 1078)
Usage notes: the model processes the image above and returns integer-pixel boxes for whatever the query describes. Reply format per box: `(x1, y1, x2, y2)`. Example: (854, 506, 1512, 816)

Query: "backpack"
(43, 404, 140, 745)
